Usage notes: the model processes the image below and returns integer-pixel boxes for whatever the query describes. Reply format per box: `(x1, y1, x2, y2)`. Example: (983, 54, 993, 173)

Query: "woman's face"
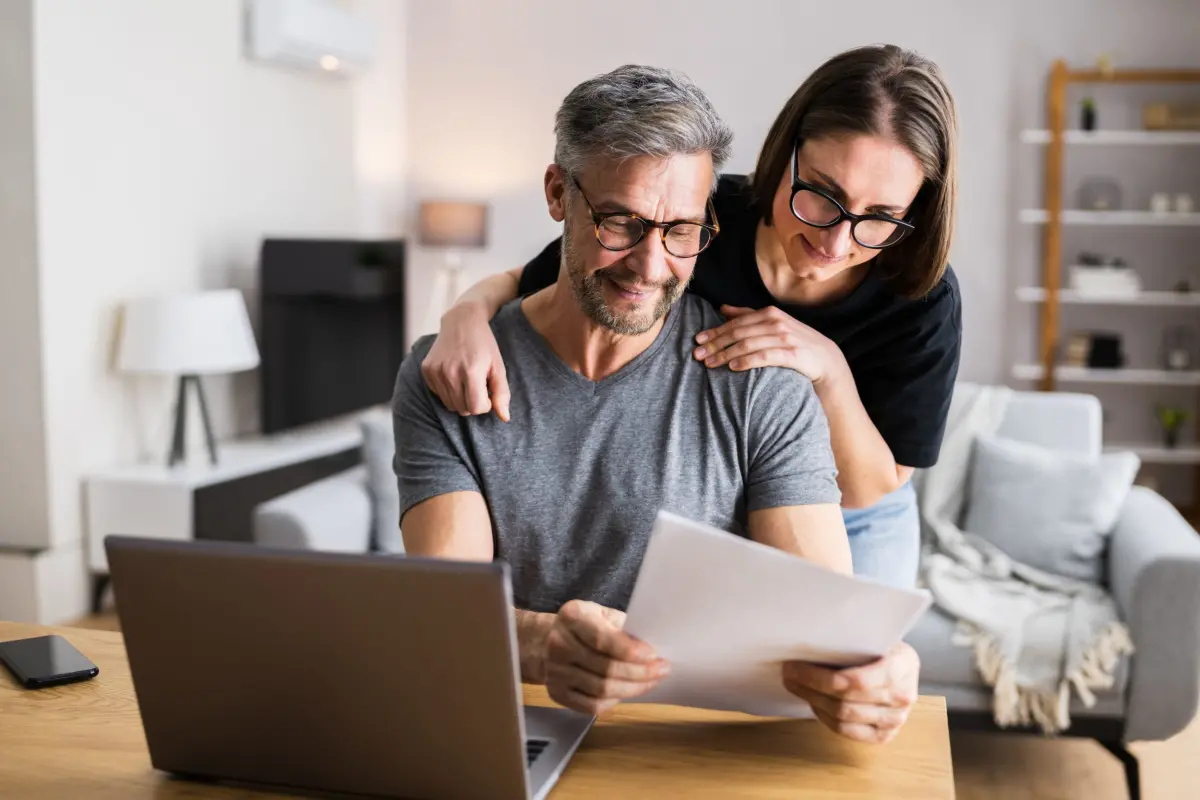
(770, 134, 925, 284)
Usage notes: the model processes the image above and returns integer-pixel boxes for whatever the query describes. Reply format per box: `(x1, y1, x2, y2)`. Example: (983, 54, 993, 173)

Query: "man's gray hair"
(554, 65, 733, 190)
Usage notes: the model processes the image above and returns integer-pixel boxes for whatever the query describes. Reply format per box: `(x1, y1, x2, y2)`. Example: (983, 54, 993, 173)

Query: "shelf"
(1021, 129, 1200, 145)
(1015, 287, 1200, 306)
(1012, 364, 1200, 386)
(1019, 209, 1200, 225)
(1106, 443, 1200, 464)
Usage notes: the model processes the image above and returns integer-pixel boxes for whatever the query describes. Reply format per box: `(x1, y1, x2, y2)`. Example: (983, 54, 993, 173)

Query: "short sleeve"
(391, 339, 483, 518)
(854, 275, 962, 469)
(745, 369, 842, 510)
(517, 239, 562, 296)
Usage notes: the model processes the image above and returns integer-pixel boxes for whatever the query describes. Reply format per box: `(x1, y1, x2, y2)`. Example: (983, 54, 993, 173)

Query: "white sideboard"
(84, 414, 373, 611)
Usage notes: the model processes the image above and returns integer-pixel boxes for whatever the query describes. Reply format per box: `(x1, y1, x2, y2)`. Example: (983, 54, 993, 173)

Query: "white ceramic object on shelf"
(1150, 192, 1172, 214)
(1176, 193, 1195, 214)
(1068, 265, 1142, 297)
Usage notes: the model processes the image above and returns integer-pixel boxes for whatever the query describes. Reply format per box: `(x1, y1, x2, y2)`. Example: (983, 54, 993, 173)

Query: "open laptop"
(105, 536, 594, 800)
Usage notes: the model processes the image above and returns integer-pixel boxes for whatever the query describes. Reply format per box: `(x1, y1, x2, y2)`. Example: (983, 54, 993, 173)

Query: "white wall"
(0, 0, 52, 550)
(353, 0, 408, 239)
(28, 0, 363, 561)
(404, 0, 1200, 383)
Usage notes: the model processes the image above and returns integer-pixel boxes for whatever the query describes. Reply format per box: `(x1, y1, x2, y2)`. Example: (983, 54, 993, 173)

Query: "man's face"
(549, 153, 714, 335)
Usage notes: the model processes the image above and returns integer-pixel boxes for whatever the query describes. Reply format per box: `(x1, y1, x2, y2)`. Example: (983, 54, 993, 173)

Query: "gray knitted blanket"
(912, 383, 1133, 733)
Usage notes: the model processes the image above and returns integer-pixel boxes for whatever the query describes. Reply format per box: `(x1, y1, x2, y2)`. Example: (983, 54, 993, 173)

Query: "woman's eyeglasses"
(789, 144, 914, 249)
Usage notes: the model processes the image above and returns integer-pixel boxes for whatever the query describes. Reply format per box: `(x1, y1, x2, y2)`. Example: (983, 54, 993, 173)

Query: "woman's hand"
(692, 305, 847, 387)
(421, 302, 511, 421)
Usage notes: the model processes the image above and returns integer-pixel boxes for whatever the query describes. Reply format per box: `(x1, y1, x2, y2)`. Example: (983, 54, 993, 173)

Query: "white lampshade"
(117, 289, 260, 375)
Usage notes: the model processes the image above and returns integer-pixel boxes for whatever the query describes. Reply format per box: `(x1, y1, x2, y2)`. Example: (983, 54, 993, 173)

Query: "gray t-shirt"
(393, 294, 840, 613)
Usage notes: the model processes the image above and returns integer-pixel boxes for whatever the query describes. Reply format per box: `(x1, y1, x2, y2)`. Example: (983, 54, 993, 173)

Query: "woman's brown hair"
(751, 44, 958, 298)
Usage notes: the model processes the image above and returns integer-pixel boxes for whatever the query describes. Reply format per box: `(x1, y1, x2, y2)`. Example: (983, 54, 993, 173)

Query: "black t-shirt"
(517, 174, 962, 468)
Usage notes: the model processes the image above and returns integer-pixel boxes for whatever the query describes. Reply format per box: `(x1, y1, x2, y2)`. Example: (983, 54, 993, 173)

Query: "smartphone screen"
(0, 635, 99, 687)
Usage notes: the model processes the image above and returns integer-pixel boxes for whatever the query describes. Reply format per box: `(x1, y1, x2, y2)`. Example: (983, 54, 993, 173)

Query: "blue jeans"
(842, 480, 920, 589)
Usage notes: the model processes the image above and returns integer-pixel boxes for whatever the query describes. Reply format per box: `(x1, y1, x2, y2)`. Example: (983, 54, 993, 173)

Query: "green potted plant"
(1155, 406, 1188, 448)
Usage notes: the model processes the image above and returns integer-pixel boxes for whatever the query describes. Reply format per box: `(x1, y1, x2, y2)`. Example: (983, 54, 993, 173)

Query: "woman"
(420, 44, 961, 590)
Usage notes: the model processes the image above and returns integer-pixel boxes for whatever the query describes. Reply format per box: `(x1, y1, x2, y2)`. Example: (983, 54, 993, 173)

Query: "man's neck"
(521, 278, 667, 382)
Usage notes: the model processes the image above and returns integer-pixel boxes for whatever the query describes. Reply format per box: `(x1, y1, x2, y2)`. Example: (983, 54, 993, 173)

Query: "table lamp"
(116, 289, 260, 467)
(417, 200, 488, 331)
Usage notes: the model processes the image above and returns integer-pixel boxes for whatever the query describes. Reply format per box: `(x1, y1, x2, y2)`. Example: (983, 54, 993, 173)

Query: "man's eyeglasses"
(569, 175, 719, 259)
(789, 143, 914, 249)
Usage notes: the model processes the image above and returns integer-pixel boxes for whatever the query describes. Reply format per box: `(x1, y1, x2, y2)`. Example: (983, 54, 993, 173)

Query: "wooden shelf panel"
(1020, 209, 1200, 225)
(1021, 129, 1200, 145)
(1015, 288, 1200, 306)
(1012, 364, 1200, 386)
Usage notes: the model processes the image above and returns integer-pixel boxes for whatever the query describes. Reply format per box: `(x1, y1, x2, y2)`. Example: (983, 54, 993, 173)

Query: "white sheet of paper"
(621, 510, 932, 718)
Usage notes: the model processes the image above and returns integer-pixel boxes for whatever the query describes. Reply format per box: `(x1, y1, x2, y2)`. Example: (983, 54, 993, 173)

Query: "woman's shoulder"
(845, 264, 960, 355)
(685, 174, 769, 306)
(888, 264, 960, 325)
(713, 173, 757, 218)
(922, 265, 961, 329)
(697, 174, 760, 268)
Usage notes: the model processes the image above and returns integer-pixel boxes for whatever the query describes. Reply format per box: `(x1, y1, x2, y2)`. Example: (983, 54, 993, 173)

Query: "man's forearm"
(815, 365, 906, 509)
(515, 608, 555, 684)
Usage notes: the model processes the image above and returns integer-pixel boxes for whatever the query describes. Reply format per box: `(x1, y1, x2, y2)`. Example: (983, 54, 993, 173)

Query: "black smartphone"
(0, 634, 99, 688)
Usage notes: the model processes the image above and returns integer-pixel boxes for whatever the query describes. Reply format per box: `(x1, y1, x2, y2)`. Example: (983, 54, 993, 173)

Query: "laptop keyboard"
(526, 738, 551, 766)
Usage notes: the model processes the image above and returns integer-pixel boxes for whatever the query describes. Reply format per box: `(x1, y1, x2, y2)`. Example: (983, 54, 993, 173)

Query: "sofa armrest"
(254, 466, 372, 553)
(1108, 485, 1200, 742)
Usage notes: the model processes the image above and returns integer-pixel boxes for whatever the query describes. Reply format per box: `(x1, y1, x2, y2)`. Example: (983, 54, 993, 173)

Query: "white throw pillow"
(360, 409, 404, 554)
(963, 433, 1140, 583)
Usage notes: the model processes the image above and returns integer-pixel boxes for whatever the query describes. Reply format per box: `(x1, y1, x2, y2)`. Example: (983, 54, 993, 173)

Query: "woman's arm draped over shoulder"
(421, 266, 523, 420)
(420, 238, 565, 420)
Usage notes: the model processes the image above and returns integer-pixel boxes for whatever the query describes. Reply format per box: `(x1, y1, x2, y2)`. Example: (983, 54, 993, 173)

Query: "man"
(394, 65, 919, 744)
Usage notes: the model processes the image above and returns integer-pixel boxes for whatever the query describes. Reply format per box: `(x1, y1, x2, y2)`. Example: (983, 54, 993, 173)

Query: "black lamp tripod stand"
(167, 374, 219, 467)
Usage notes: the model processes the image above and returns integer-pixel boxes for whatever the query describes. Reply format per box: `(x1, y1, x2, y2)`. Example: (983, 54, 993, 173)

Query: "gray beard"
(562, 227, 686, 335)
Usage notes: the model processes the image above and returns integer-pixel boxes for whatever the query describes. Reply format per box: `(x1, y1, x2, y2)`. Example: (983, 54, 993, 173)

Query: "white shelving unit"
(1019, 209, 1200, 225)
(1015, 288, 1200, 306)
(1012, 364, 1200, 386)
(1016, 64, 1200, 510)
(1105, 443, 1200, 464)
(1020, 129, 1200, 146)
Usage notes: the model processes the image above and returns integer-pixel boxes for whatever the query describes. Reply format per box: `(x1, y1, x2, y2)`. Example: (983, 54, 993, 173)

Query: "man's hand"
(782, 642, 920, 744)
(544, 600, 670, 716)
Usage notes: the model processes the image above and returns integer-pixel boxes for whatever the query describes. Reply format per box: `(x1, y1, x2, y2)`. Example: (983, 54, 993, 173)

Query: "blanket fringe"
(953, 620, 1134, 735)
(1067, 621, 1136, 707)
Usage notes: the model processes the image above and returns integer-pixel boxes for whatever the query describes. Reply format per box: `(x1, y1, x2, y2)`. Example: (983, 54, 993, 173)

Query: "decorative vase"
(1161, 326, 1196, 371)
(1077, 177, 1122, 211)
(1164, 427, 1180, 449)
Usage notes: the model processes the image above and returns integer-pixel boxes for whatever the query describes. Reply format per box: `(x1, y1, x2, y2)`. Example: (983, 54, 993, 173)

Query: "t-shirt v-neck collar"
(510, 300, 682, 396)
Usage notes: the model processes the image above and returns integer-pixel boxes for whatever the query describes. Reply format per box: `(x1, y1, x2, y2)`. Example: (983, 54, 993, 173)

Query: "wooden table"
(0, 622, 955, 798)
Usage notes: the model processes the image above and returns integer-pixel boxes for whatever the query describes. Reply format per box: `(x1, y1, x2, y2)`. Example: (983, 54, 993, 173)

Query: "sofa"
(254, 465, 375, 553)
(254, 411, 403, 555)
(907, 389, 1200, 800)
(252, 390, 1200, 799)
